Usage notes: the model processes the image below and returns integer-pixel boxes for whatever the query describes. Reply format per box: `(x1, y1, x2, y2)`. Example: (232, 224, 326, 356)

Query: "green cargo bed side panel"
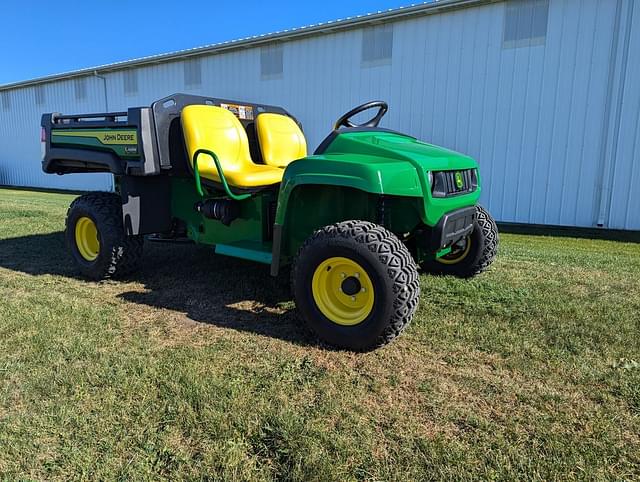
(51, 128, 141, 159)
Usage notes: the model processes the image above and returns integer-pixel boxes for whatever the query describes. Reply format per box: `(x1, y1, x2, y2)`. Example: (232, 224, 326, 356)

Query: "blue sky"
(0, 0, 418, 85)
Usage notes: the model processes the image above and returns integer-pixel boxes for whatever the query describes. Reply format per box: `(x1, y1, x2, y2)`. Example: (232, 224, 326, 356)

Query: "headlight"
(427, 171, 433, 187)
(431, 171, 448, 197)
(470, 169, 478, 190)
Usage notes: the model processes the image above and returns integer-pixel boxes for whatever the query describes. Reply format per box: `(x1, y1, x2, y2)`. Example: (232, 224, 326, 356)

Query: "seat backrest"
(182, 105, 252, 176)
(255, 113, 307, 168)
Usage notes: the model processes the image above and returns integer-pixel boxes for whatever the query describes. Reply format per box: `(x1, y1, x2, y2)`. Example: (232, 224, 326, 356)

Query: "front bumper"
(429, 206, 476, 250)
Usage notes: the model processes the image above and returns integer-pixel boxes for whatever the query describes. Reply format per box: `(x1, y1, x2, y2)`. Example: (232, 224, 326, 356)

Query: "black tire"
(421, 205, 498, 278)
(292, 220, 420, 351)
(65, 192, 144, 280)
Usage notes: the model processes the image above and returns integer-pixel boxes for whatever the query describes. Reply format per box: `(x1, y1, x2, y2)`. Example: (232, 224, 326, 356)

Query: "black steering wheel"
(334, 101, 389, 130)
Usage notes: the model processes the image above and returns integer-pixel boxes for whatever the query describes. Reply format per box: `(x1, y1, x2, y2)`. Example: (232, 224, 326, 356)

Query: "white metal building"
(0, 0, 638, 230)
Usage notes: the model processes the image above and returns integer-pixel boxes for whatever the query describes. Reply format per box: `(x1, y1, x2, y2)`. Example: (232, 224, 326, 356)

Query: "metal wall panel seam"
(596, 0, 630, 226)
(601, 0, 635, 228)
(486, 4, 506, 218)
(624, 96, 640, 227)
(541, 0, 568, 224)
(572, 1, 599, 226)
(558, 2, 582, 225)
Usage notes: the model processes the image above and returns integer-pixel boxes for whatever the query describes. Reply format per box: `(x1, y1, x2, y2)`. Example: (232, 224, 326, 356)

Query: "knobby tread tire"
(421, 205, 498, 278)
(292, 220, 420, 351)
(470, 205, 499, 276)
(65, 192, 144, 280)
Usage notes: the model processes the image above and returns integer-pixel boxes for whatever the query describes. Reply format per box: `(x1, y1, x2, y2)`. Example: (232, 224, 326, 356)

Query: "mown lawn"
(0, 187, 638, 481)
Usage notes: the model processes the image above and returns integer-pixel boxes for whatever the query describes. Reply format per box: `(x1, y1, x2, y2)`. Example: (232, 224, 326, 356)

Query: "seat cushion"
(256, 113, 307, 168)
(182, 105, 284, 188)
(194, 152, 284, 187)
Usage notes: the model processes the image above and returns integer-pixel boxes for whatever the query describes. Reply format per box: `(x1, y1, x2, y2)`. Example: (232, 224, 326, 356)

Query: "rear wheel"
(65, 192, 144, 280)
(292, 220, 420, 351)
(421, 205, 498, 278)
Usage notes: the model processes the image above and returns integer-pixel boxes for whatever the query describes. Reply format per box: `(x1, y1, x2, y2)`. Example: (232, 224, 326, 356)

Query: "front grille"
(431, 169, 477, 198)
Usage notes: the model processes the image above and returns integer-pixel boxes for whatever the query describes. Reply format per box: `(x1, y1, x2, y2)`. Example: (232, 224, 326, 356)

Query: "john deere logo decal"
(51, 129, 138, 145)
(455, 172, 464, 189)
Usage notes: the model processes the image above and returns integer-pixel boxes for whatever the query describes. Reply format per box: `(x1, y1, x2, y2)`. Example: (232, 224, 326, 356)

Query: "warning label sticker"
(220, 103, 254, 120)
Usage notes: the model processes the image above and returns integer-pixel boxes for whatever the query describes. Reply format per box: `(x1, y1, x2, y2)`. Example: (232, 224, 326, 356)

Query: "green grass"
(0, 187, 638, 481)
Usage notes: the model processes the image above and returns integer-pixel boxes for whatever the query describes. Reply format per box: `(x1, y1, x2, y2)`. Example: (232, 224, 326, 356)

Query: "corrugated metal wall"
(0, 77, 114, 191)
(0, 0, 637, 229)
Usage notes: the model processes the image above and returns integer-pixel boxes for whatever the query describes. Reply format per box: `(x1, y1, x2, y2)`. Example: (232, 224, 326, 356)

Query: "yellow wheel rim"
(75, 216, 100, 261)
(437, 236, 472, 265)
(311, 257, 375, 326)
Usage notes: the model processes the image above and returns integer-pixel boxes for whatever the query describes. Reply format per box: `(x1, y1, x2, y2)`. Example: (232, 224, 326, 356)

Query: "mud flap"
(120, 175, 172, 236)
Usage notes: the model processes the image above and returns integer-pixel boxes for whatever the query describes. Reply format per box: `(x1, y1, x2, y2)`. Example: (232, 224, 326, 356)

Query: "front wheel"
(65, 192, 144, 280)
(292, 220, 420, 351)
(421, 205, 498, 278)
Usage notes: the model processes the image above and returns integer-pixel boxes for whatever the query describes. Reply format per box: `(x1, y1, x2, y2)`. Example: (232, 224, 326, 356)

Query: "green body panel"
(171, 177, 269, 247)
(277, 153, 423, 206)
(276, 185, 375, 264)
(322, 131, 478, 172)
(51, 128, 140, 159)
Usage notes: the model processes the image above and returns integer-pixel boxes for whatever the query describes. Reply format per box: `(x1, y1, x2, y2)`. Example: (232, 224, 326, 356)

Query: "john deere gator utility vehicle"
(41, 94, 498, 351)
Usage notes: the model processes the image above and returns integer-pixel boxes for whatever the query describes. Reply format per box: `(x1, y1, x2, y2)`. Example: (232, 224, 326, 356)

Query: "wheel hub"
(340, 276, 361, 296)
(437, 236, 471, 265)
(311, 257, 375, 326)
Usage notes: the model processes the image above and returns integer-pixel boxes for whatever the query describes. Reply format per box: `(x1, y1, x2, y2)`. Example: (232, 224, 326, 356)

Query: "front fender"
(270, 155, 426, 275)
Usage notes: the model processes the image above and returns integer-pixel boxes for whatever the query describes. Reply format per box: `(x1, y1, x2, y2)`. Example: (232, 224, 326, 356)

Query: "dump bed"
(41, 107, 161, 176)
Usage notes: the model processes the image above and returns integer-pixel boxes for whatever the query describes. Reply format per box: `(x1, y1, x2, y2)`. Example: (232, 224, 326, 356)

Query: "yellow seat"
(182, 105, 284, 188)
(256, 113, 307, 168)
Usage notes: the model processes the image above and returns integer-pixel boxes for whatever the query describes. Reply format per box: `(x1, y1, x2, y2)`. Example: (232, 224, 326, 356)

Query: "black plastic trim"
(42, 147, 125, 175)
(270, 223, 283, 276)
(54, 111, 128, 122)
(431, 206, 476, 250)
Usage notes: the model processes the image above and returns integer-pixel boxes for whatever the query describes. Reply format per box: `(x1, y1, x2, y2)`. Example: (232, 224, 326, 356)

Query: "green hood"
(303, 130, 478, 195)
(280, 130, 482, 226)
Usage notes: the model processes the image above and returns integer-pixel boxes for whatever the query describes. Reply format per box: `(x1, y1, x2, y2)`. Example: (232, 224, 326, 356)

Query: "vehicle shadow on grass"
(118, 241, 316, 346)
(0, 232, 316, 347)
(0, 231, 79, 278)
